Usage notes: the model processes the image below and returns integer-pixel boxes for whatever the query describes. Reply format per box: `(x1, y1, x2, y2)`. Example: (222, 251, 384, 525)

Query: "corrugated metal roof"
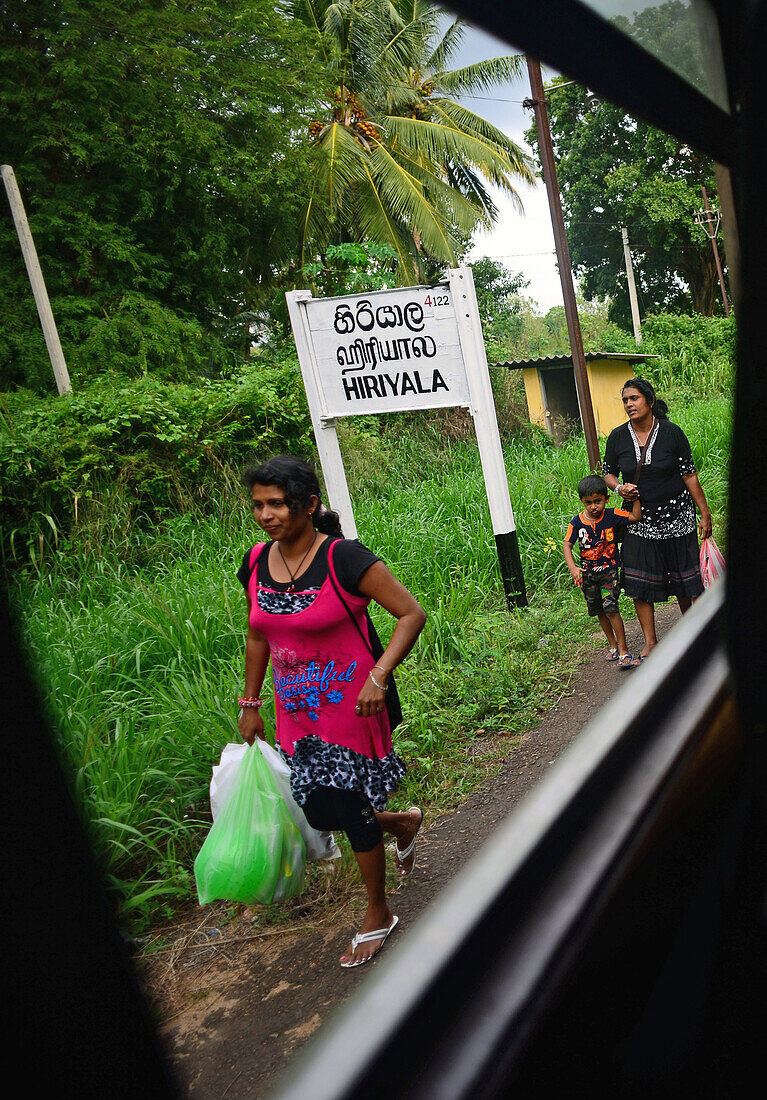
(494, 351, 660, 371)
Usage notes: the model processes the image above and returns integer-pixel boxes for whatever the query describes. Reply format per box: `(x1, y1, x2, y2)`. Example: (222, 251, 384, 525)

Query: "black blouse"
(237, 537, 380, 596)
(603, 420, 696, 505)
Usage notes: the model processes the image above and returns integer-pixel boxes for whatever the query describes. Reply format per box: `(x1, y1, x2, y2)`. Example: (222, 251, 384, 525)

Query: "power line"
(475, 250, 557, 258)
(458, 95, 529, 104)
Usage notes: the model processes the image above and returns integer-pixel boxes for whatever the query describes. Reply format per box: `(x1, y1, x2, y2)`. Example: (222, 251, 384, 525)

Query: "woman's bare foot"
(339, 907, 397, 967)
(394, 806, 423, 876)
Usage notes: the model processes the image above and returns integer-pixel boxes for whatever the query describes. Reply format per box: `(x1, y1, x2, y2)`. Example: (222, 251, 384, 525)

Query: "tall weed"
(8, 394, 731, 923)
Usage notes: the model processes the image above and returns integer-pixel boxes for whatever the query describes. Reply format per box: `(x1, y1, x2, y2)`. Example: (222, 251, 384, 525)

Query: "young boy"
(563, 474, 642, 670)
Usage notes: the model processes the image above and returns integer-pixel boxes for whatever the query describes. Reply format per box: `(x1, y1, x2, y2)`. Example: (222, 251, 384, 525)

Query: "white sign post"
(286, 267, 526, 607)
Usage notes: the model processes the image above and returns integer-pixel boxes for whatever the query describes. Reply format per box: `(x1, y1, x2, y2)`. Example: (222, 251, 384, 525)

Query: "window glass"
(578, 0, 729, 111)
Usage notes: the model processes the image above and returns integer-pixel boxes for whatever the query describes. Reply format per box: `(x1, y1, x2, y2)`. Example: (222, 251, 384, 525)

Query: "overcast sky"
(453, 20, 563, 312)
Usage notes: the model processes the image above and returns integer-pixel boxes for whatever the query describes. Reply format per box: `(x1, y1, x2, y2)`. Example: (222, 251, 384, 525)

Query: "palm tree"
(297, 0, 535, 282)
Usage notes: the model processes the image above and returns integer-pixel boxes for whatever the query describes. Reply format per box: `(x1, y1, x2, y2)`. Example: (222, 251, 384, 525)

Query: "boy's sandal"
(618, 654, 640, 670)
(605, 648, 619, 662)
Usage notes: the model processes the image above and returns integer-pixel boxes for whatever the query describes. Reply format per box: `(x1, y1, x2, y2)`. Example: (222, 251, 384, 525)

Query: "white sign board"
(286, 268, 526, 606)
(304, 286, 470, 417)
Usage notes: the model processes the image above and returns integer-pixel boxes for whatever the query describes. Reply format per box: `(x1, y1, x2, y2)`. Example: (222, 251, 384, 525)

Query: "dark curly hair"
(578, 474, 608, 499)
(621, 377, 669, 420)
(242, 455, 344, 538)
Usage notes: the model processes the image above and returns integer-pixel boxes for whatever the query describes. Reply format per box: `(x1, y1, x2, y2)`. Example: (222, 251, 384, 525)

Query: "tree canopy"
(1, 0, 324, 389)
(2, 0, 537, 391)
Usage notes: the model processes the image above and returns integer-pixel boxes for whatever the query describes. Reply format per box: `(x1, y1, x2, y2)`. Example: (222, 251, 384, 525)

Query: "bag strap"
(326, 540, 375, 658)
(327, 541, 402, 731)
(633, 417, 657, 484)
(247, 542, 267, 583)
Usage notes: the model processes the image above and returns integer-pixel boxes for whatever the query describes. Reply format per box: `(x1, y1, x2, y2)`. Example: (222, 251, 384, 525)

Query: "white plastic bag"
(210, 742, 340, 861)
(210, 742, 248, 820)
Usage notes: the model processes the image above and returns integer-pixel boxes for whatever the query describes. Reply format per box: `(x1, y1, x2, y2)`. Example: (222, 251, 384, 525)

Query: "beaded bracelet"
(238, 696, 264, 709)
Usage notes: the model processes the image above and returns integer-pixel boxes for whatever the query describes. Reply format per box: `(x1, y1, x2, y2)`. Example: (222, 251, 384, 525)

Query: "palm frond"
(352, 168, 419, 282)
(372, 80, 423, 116)
(323, 2, 349, 46)
(436, 54, 526, 95)
(321, 122, 371, 208)
(367, 142, 458, 262)
(301, 124, 370, 260)
(301, 182, 334, 269)
(446, 160, 502, 220)
(391, 147, 491, 232)
(383, 114, 526, 192)
(381, 0, 407, 32)
(427, 17, 465, 71)
(371, 4, 435, 76)
(429, 99, 536, 182)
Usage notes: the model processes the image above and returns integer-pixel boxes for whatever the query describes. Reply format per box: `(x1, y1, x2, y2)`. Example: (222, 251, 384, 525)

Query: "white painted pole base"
(449, 268, 527, 607)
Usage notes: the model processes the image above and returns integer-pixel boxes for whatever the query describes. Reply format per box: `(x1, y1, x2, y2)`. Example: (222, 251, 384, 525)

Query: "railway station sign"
(302, 285, 470, 416)
(286, 267, 527, 607)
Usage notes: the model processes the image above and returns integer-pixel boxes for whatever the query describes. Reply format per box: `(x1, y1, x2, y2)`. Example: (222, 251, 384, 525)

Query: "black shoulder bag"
(327, 541, 403, 732)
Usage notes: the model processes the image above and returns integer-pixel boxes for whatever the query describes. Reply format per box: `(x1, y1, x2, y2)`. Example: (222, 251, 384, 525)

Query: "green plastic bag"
(194, 742, 306, 906)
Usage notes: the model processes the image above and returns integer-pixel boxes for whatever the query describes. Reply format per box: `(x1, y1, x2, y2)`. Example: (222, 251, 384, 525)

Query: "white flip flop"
(340, 915, 399, 968)
(395, 807, 423, 876)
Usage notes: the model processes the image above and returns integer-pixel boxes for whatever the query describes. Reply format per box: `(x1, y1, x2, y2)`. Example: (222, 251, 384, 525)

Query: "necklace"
(277, 533, 318, 592)
(633, 416, 656, 445)
(629, 416, 658, 456)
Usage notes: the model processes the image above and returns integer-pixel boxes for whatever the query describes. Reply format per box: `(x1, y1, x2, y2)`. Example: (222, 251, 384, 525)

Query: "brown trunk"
(681, 248, 719, 316)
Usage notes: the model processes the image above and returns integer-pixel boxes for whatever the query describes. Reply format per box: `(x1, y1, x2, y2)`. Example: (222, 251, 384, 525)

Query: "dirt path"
(141, 606, 678, 1099)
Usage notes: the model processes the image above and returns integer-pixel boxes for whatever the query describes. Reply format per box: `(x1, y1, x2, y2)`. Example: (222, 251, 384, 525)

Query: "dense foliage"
(0, 0, 324, 391)
(0, 349, 312, 561)
(0, 305, 735, 566)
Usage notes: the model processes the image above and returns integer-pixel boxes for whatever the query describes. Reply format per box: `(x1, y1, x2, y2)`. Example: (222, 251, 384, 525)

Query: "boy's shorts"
(582, 567, 621, 616)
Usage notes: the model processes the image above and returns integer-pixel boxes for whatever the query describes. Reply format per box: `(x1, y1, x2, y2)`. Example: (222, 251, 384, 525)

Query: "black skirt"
(621, 530, 704, 603)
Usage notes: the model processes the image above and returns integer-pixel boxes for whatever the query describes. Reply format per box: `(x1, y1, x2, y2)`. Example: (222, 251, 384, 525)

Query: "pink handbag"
(699, 537, 726, 588)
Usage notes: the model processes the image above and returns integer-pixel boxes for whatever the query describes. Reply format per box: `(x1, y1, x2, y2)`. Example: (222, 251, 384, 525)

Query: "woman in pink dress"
(237, 456, 426, 968)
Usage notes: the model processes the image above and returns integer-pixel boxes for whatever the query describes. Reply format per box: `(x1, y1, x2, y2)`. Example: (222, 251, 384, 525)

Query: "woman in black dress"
(602, 378, 712, 658)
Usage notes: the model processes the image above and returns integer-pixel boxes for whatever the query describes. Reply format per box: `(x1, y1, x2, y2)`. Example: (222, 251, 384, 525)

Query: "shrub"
(0, 349, 313, 559)
(630, 313, 736, 397)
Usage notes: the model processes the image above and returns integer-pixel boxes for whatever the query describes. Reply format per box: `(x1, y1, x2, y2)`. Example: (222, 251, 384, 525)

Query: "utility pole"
(695, 185, 730, 317)
(524, 59, 600, 471)
(1, 164, 72, 395)
(621, 226, 642, 344)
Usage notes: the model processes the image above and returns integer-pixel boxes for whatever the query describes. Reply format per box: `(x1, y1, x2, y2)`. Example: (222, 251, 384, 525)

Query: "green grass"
(7, 394, 731, 925)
